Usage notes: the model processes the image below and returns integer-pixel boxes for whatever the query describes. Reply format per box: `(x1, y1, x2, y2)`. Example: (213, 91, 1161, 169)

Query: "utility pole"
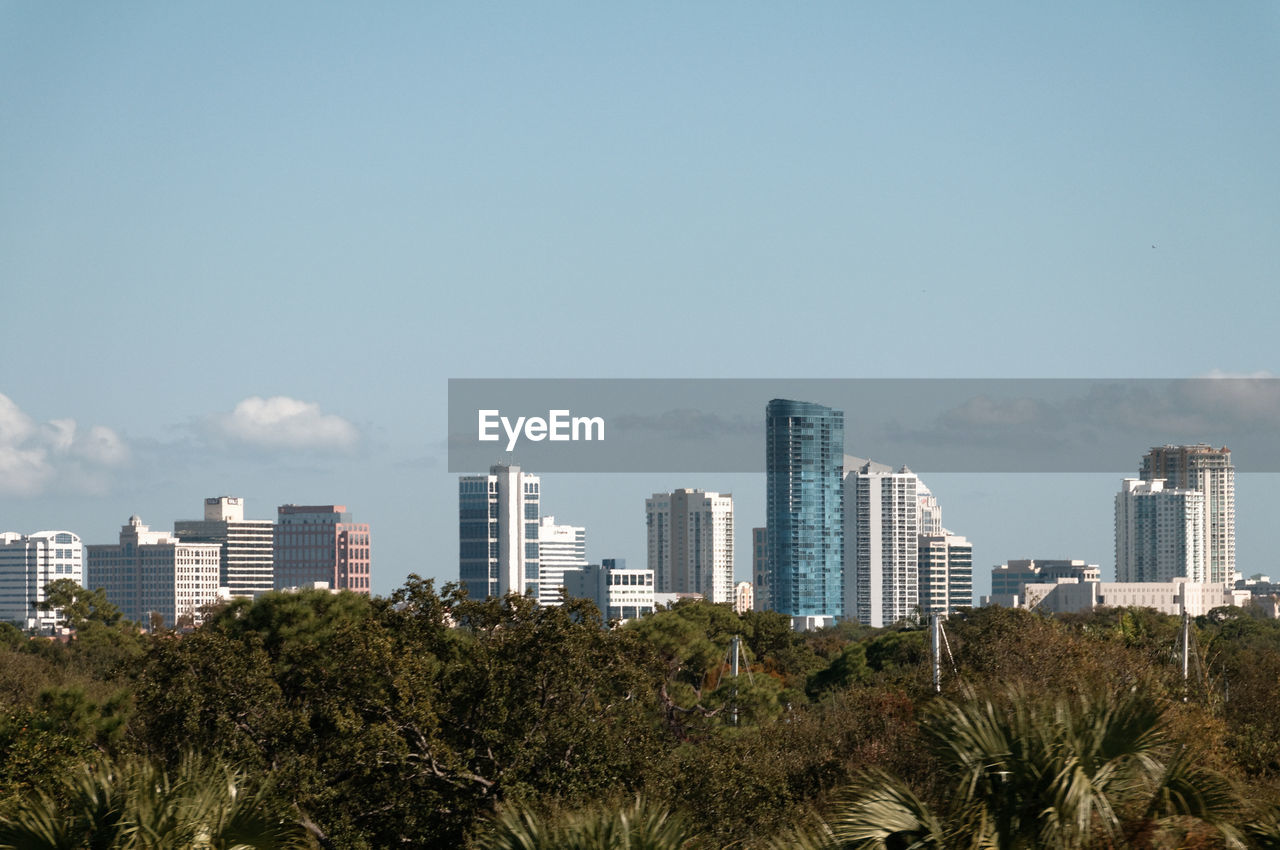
(731, 635, 740, 726)
(933, 614, 942, 694)
(1182, 608, 1191, 701)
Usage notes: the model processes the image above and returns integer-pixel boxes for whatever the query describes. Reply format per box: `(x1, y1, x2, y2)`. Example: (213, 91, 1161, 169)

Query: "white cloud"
(0, 394, 36, 446)
(0, 394, 129, 497)
(41, 418, 76, 452)
(1175, 372, 1280, 427)
(1202, 370, 1275, 380)
(75, 424, 130, 465)
(939, 395, 1054, 428)
(0, 443, 54, 497)
(213, 396, 359, 450)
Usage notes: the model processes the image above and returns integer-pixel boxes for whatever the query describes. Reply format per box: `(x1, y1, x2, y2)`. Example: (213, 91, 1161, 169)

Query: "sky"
(1, 3, 1278, 602)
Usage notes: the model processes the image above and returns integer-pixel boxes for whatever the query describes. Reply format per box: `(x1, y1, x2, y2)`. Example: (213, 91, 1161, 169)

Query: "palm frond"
(826, 771, 948, 850)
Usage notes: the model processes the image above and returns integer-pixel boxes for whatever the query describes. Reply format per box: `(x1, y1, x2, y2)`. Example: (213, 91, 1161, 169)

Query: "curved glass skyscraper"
(766, 399, 844, 624)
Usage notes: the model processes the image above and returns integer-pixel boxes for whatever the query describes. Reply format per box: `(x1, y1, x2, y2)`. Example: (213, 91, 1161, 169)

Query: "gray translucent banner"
(447, 378, 1280, 473)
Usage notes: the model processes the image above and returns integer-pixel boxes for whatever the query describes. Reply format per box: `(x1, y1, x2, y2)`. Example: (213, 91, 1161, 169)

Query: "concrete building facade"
(0, 530, 83, 632)
(645, 489, 734, 603)
(1115, 479, 1206, 583)
(459, 464, 539, 601)
(87, 516, 221, 628)
(917, 482, 943, 536)
(844, 458, 919, 627)
(565, 558, 655, 624)
(536, 516, 587, 606)
(1023, 577, 1249, 617)
(1141, 445, 1235, 584)
(174, 497, 274, 598)
(918, 532, 973, 617)
(987, 559, 1101, 606)
(274, 505, 371, 594)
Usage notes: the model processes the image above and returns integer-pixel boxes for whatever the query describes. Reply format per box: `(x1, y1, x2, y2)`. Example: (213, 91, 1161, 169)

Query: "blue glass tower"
(766, 399, 844, 621)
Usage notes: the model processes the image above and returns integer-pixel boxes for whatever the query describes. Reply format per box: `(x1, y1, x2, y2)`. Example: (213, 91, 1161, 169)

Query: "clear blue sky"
(2, 3, 1277, 599)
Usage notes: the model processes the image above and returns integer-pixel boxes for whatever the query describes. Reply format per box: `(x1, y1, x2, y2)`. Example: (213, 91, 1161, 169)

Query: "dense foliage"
(3, 578, 1280, 848)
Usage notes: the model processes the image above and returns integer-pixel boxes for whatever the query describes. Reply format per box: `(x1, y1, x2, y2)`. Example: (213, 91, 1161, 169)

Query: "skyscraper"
(766, 399, 844, 626)
(0, 530, 83, 632)
(843, 457, 971, 625)
(458, 464, 540, 600)
(536, 516, 587, 606)
(174, 497, 274, 598)
(1140, 445, 1234, 584)
(1115, 479, 1206, 583)
(273, 505, 371, 594)
(918, 532, 972, 617)
(844, 458, 920, 627)
(751, 526, 769, 612)
(87, 516, 221, 628)
(917, 481, 943, 536)
(645, 489, 734, 603)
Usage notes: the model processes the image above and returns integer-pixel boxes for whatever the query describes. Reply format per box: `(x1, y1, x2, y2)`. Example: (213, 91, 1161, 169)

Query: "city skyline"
(0, 436, 1274, 602)
(2, 4, 1277, 602)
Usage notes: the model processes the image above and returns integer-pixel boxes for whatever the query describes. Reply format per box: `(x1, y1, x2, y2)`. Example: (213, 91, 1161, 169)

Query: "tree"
(472, 797, 695, 850)
(801, 686, 1243, 850)
(0, 623, 23, 650)
(34, 580, 145, 682)
(130, 628, 290, 771)
(0, 754, 313, 849)
(806, 642, 872, 699)
(39, 580, 122, 630)
(0, 685, 131, 800)
(623, 602, 805, 735)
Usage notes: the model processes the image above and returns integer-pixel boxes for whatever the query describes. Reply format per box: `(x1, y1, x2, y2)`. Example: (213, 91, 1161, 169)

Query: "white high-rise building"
(536, 516, 587, 606)
(844, 458, 920, 627)
(0, 531, 83, 632)
(645, 489, 734, 604)
(1115, 479, 1207, 583)
(1140, 445, 1234, 584)
(917, 482, 943, 536)
(86, 516, 222, 629)
(845, 457, 973, 625)
(918, 532, 972, 617)
(174, 497, 274, 598)
(459, 465, 540, 600)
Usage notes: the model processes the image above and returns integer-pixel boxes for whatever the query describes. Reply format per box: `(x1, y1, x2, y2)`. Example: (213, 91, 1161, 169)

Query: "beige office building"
(646, 489, 734, 604)
(87, 516, 221, 629)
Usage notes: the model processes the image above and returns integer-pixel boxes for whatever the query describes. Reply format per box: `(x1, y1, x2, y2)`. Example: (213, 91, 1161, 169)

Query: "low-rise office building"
(87, 516, 221, 629)
(1021, 577, 1249, 617)
(565, 558, 655, 624)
